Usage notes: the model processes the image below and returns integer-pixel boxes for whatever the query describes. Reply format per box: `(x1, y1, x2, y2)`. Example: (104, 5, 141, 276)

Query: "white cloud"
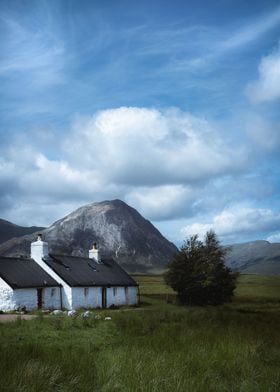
(246, 44, 280, 103)
(181, 206, 280, 240)
(125, 184, 197, 221)
(65, 107, 247, 186)
(0, 106, 249, 225)
(245, 114, 280, 151)
(267, 232, 280, 243)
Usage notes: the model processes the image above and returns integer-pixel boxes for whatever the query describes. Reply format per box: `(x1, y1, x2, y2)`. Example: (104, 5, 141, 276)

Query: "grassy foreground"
(1, 275, 280, 391)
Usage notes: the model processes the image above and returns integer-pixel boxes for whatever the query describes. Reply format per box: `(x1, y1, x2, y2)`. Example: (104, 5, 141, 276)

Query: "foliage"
(164, 231, 238, 305)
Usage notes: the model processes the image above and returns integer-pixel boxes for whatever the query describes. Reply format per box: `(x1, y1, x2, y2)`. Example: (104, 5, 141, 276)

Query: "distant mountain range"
(225, 240, 280, 275)
(0, 218, 44, 244)
(0, 202, 279, 275)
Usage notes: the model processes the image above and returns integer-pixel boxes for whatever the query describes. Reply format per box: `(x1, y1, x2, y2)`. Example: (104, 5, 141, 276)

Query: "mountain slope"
(225, 240, 280, 275)
(0, 200, 177, 272)
(0, 218, 45, 244)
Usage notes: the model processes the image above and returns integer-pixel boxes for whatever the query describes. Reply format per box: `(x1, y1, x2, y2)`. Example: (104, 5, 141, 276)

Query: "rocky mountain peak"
(0, 200, 178, 273)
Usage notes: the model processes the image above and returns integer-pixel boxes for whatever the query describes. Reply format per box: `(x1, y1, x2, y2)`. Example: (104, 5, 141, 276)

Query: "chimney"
(31, 234, 48, 266)
(89, 242, 101, 263)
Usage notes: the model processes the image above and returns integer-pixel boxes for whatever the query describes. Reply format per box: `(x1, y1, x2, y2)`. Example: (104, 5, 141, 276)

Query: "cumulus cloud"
(64, 107, 247, 186)
(246, 44, 280, 103)
(125, 184, 198, 221)
(0, 106, 249, 225)
(181, 206, 280, 241)
(245, 114, 280, 151)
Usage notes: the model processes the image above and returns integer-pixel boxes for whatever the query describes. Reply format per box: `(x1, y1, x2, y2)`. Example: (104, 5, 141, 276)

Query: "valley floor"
(0, 274, 279, 391)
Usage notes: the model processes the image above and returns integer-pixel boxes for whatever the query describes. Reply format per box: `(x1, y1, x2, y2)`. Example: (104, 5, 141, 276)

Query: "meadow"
(0, 274, 280, 391)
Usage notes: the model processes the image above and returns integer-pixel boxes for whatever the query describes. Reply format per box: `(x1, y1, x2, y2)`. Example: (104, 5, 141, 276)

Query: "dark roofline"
(0, 271, 61, 289)
(42, 256, 74, 286)
(0, 256, 61, 289)
(44, 254, 138, 287)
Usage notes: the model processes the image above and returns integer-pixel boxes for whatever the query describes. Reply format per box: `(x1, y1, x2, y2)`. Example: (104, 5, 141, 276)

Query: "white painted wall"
(31, 239, 72, 309)
(106, 286, 138, 307)
(0, 277, 14, 311)
(107, 287, 125, 307)
(127, 286, 138, 306)
(70, 286, 138, 309)
(71, 287, 102, 309)
(12, 289, 37, 310)
(0, 278, 62, 311)
(42, 287, 61, 309)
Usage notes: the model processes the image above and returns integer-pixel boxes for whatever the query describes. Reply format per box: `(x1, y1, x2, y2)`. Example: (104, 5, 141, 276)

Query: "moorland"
(0, 274, 279, 391)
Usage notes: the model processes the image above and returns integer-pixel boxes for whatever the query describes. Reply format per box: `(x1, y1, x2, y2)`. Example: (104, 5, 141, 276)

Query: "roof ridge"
(0, 255, 32, 261)
(49, 253, 89, 259)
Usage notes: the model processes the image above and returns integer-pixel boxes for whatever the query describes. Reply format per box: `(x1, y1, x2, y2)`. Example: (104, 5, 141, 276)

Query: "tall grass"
(1, 275, 280, 391)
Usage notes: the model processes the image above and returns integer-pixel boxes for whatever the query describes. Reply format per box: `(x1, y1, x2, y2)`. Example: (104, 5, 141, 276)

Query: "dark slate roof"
(43, 254, 138, 287)
(0, 256, 60, 289)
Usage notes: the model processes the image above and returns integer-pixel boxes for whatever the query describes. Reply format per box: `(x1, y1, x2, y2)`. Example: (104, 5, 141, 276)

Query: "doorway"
(102, 287, 107, 308)
(37, 288, 43, 309)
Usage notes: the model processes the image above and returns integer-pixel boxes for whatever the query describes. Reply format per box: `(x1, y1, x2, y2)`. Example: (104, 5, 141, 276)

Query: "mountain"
(0, 200, 178, 272)
(225, 240, 280, 275)
(1, 203, 279, 275)
(0, 218, 45, 245)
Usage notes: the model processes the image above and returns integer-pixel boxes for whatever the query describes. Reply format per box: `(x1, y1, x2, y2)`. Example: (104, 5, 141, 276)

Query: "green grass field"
(1, 274, 280, 391)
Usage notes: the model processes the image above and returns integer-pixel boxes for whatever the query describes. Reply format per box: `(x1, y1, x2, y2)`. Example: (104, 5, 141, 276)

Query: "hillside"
(0, 200, 177, 272)
(225, 240, 280, 275)
(0, 218, 45, 244)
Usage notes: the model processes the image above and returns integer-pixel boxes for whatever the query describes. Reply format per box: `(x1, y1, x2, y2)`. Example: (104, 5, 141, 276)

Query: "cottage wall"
(42, 287, 61, 309)
(0, 278, 62, 311)
(106, 287, 125, 307)
(0, 284, 38, 311)
(71, 287, 102, 309)
(13, 287, 61, 310)
(0, 277, 14, 311)
(70, 286, 138, 309)
(13, 289, 37, 310)
(127, 286, 138, 305)
(106, 286, 138, 307)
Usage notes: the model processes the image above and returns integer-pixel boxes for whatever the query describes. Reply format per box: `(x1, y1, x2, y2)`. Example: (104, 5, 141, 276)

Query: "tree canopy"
(164, 231, 237, 305)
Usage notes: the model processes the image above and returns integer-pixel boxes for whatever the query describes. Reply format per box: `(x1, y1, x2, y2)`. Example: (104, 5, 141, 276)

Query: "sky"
(0, 0, 280, 246)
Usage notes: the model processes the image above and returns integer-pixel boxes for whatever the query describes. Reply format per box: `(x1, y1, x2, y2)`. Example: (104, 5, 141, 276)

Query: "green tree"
(164, 231, 237, 305)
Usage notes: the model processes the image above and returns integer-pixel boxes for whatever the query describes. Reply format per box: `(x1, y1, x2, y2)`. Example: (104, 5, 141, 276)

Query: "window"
(84, 288, 89, 297)
(113, 287, 117, 296)
(125, 287, 128, 300)
(51, 288, 56, 297)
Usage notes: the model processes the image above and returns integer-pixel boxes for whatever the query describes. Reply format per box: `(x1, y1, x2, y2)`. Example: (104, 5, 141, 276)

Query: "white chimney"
(89, 242, 101, 263)
(31, 234, 48, 266)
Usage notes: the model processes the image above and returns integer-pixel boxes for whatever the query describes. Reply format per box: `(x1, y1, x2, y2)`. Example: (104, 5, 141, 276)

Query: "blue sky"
(0, 0, 280, 246)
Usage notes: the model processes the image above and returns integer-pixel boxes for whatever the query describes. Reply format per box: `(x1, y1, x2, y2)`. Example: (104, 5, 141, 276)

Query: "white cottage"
(0, 235, 139, 311)
(0, 256, 61, 311)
